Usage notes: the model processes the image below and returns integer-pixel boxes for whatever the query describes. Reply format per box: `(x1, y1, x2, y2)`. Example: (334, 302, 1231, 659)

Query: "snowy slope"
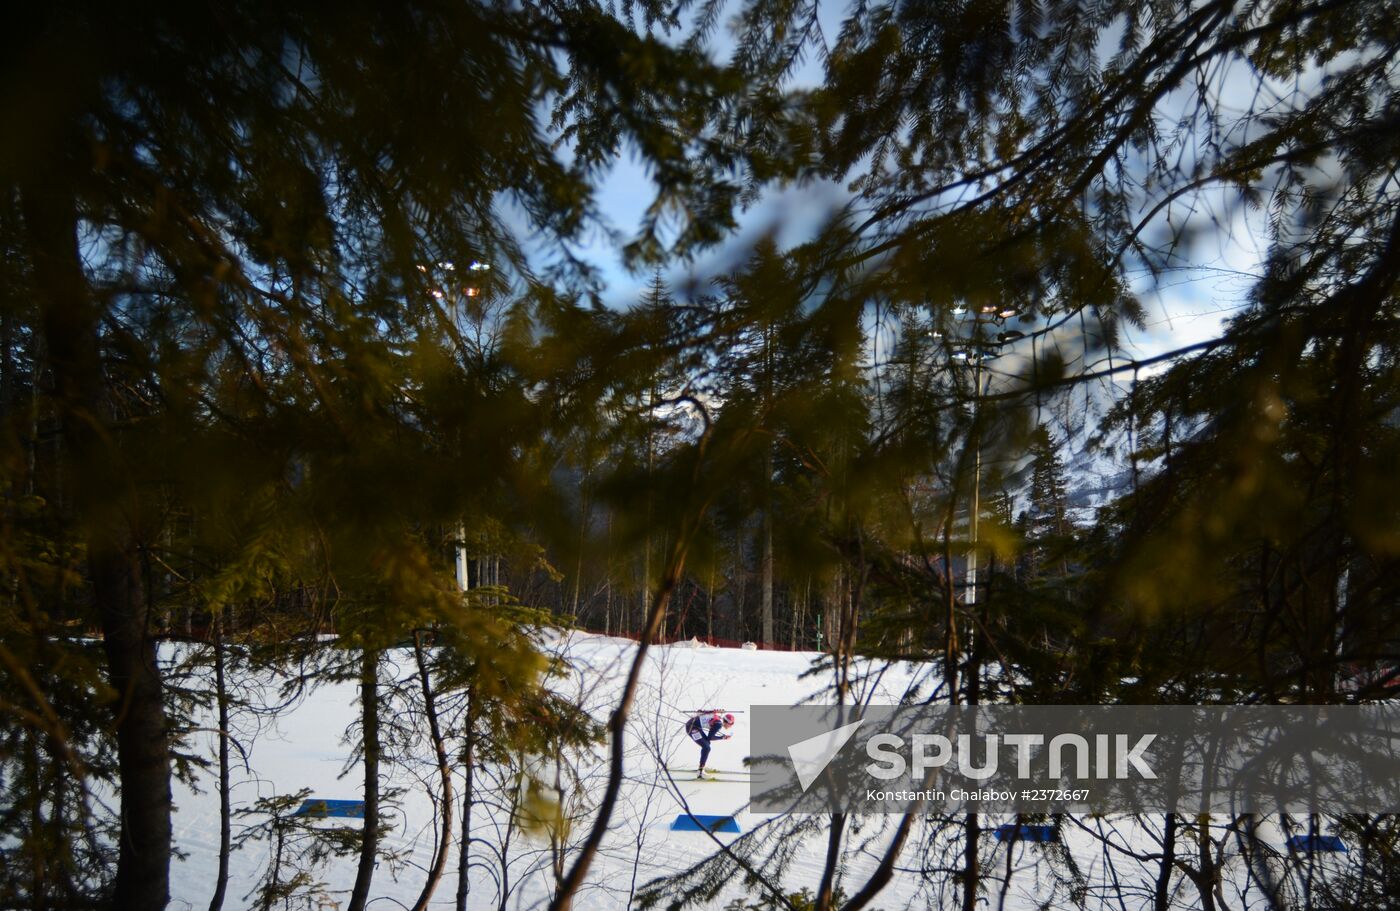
(167, 635, 926, 909)
(164, 634, 1344, 910)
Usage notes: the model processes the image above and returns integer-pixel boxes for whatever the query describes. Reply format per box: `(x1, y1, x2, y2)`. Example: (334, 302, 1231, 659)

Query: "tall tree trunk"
(1194, 815, 1218, 911)
(815, 813, 846, 911)
(573, 473, 590, 619)
(734, 537, 747, 640)
(640, 529, 651, 637)
(49, 725, 78, 906)
(23, 166, 173, 911)
(1, 307, 12, 421)
(1153, 814, 1177, 911)
(347, 648, 381, 911)
(27, 735, 46, 911)
(706, 566, 715, 642)
(942, 522, 959, 700)
(641, 386, 655, 637)
(1235, 814, 1279, 909)
(549, 534, 694, 911)
(455, 687, 477, 911)
(761, 499, 774, 646)
(26, 327, 44, 498)
(410, 633, 453, 911)
(960, 813, 980, 911)
(208, 615, 232, 911)
(603, 512, 614, 636)
(760, 323, 775, 646)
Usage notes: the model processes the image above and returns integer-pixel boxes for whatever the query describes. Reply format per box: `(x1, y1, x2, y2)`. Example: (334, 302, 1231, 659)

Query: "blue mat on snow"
(293, 798, 365, 819)
(671, 814, 741, 833)
(994, 824, 1058, 843)
(1286, 834, 1346, 853)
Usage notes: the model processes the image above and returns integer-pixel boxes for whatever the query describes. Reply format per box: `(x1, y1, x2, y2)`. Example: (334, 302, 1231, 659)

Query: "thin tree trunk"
(552, 745, 568, 896)
(262, 819, 286, 911)
(604, 511, 613, 636)
(706, 566, 715, 642)
(642, 386, 655, 637)
(455, 687, 477, 911)
(27, 735, 45, 911)
(1153, 814, 1177, 911)
(94, 370, 169, 911)
(1235, 814, 1279, 909)
(1194, 815, 1218, 911)
(26, 326, 44, 498)
(24, 168, 173, 911)
(961, 814, 981, 911)
(572, 467, 592, 619)
(838, 544, 936, 911)
(641, 538, 651, 637)
(761, 499, 774, 646)
(761, 325, 775, 647)
(821, 560, 868, 911)
(208, 615, 232, 911)
(549, 534, 695, 911)
(410, 632, 453, 911)
(1, 307, 12, 421)
(347, 648, 381, 911)
(815, 813, 846, 911)
(734, 537, 747, 640)
(942, 522, 959, 699)
(996, 817, 1016, 911)
(49, 728, 77, 906)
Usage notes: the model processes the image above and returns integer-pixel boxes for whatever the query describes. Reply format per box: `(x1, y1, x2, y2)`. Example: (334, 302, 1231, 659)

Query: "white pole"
(966, 356, 983, 608)
(454, 521, 469, 592)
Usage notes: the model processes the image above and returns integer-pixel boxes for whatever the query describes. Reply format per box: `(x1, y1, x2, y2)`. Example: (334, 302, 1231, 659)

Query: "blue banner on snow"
(293, 798, 365, 819)
(670, 814, 740, 833)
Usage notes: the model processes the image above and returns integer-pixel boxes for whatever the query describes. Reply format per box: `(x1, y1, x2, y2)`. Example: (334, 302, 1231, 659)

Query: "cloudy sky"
(554, 0, 1289, 373)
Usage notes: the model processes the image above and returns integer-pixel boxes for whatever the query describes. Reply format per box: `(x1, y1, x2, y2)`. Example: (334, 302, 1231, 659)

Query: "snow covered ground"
(163, 633, 1359, 910)
(169, 633, 914, 910)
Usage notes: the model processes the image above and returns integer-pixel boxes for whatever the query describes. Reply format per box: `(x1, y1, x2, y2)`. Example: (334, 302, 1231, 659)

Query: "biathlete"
(685, 711, 735, 778)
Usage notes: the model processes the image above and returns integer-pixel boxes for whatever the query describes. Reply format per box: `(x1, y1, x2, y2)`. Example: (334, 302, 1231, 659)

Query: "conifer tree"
(639, 0, 1400, 907)
(1026, 426, 1069, 542)
(1, 3, 756, 908)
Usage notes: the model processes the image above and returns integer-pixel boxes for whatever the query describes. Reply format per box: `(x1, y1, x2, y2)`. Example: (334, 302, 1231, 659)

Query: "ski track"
(163, 634, 1327, 910)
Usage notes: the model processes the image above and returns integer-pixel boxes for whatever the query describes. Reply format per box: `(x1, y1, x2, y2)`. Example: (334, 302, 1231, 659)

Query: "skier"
(685, 711, 735, 778)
